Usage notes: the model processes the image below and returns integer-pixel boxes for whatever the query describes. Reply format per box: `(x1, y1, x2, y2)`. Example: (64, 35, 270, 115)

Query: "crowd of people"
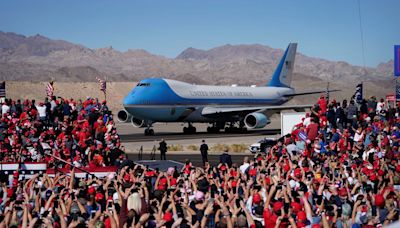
(0, 95, 399, 228)
(0, 96, 126, 169)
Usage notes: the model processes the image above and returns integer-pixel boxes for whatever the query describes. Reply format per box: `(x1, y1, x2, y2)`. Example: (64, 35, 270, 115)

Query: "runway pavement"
(119, 128, 280, 142)
(127, 153, 251, 167)
(117, 121, 282, 156)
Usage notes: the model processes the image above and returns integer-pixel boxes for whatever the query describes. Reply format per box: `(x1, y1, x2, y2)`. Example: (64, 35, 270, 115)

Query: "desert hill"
(0, 31, 396, 111)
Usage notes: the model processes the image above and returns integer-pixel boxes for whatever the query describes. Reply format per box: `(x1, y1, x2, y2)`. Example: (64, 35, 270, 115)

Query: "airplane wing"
(283, 89, 340, 97)
(201, 104, 312, 117)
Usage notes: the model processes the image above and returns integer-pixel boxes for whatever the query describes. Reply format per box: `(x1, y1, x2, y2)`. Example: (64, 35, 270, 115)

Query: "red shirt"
(263, 209, 287, 228)
(318, 98, 327, 113)
(306, 123, 318, 140)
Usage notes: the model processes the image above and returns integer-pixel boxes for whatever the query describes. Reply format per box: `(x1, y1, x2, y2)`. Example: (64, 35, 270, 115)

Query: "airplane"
(118, 43, 334, 135)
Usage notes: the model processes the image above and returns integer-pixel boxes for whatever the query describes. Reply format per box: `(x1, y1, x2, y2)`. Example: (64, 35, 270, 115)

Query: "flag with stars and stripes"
(46, 81, 54, 97)
(0, 81, 5, 98)
(96, 77, 106, 95)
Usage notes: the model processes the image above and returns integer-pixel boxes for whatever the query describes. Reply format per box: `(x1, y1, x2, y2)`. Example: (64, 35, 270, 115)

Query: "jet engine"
(117, 109, 132, 123)
(131, 117, 147, 128)
(244, 113, 270, 129)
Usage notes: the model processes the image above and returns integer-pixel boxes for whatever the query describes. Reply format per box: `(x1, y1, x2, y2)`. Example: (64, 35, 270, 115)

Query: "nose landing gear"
(183, 123, 196, 134)
(144, 124, 154, 136)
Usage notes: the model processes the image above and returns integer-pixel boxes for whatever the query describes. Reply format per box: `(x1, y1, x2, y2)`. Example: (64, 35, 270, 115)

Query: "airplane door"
(170, 107, 176, 116)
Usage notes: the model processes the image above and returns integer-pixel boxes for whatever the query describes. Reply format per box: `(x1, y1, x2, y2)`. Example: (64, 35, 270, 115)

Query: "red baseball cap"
(163, 212, 173, 222)
(294, 168, 301, 177)
(249, 168, 257, 177)
(297, 211, 307, 221)
(291, 202, 302, 213)
(124, 174, 131, 182)
(95, 192, 104, 202)
(273, 201, 284, 212)
(231, 180, 238, 188)
(369, 173, 378, 181)
(88, 186, 96, 195)
(338, 188, 347, 197)
(252, 193, 261, 204)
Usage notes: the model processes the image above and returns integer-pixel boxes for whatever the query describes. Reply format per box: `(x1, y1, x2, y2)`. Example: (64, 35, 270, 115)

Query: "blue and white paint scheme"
(118, 43, 330, 135)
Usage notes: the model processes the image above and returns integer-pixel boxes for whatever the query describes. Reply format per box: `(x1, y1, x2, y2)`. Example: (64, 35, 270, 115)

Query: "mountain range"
(0, 31, 394, 88)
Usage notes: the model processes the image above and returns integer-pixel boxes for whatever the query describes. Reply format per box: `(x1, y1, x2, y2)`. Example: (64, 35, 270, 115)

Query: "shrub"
(187, 144, 199, 151)
(168, 144, 183, 151)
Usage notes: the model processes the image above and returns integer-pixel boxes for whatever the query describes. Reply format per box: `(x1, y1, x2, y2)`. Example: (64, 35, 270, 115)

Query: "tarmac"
(118, 118, 282, 166)
(117, 117, 282, 154)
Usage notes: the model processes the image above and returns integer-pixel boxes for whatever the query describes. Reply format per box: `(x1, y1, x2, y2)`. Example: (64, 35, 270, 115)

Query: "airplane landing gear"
(224, 121, 248, 133)
(207, 122, 223, 133)
(183, 123, 196, 134)
(144, 125, 154, 136)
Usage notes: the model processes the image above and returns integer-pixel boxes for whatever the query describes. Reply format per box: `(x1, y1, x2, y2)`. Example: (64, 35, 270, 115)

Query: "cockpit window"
(137, 83, 150, 87)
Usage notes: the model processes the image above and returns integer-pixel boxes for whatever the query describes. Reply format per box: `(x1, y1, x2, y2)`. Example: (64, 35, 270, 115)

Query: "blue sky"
(0, 0, 398, 67)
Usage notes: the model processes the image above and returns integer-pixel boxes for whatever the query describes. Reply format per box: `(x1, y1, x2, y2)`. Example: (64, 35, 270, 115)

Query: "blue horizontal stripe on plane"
(123, 78, 285, 107)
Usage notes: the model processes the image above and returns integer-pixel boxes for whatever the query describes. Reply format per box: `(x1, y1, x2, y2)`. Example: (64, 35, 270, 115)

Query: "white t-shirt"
(376, 102, 385, 113)
(50, 100, 57, 112)
(239, 163, 250, 174)
(1, 104, 10, 115)
(353, 132, 364, 143)
(36, 105, 47, 118)
(303, 117, 311, 127)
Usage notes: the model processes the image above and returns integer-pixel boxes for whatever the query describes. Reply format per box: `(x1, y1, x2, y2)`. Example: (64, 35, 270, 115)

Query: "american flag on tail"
(96, 77, 107, 95)
(46, 81, 54, 97)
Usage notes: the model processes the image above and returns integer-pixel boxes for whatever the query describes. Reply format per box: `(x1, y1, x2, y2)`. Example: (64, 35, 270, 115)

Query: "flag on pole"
(354, 83, 363, 104)
(46, 81, 54, 97)
(0, 81, 5, 98)
(395, 45, 400, 77)
(96, 77, 106, 95)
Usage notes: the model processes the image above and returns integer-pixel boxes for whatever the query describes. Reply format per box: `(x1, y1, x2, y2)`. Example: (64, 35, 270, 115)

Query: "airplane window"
(137, 83, 151, 87)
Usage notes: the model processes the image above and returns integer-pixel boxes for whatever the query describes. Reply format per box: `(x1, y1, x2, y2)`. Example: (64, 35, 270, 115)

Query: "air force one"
(118, 43, 334, 135)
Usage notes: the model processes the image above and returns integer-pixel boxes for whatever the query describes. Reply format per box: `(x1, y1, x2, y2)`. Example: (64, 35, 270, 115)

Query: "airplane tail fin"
(267, 43, 297, 88)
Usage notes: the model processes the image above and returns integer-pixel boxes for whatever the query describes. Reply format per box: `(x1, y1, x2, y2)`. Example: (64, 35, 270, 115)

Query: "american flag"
(46, 81, 54, 97)
(96, 77, 106, 95)
(0, 81, 5, 98)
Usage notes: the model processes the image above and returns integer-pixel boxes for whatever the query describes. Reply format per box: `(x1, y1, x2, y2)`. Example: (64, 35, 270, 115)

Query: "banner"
(386, 94, 396, 102)
(0, 81, 5, 98)
(395, 45, 400, 76)
(355, 83, 363, 104)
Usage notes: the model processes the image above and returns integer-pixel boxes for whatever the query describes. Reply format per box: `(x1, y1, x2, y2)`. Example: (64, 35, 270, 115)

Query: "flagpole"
(326, 81, 330, 104)
(104, 77, 107, 101)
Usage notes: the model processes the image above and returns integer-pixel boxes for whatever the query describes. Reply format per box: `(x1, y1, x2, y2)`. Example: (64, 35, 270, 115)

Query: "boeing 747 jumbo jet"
(118, 43, 333, 135)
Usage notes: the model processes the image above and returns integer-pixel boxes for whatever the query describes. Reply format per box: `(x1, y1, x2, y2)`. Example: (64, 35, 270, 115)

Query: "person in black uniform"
(219, 148, 232, 167)
(200, 140, 208, 165)
(159, 139, 167, 160)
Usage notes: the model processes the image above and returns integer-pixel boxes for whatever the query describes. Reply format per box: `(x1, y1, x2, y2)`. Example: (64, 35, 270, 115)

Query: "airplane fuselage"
(123, 78, 294, 123)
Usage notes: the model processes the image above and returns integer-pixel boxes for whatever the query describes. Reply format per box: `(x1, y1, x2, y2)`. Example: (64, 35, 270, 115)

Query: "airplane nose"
(123, 95, 132, 107)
